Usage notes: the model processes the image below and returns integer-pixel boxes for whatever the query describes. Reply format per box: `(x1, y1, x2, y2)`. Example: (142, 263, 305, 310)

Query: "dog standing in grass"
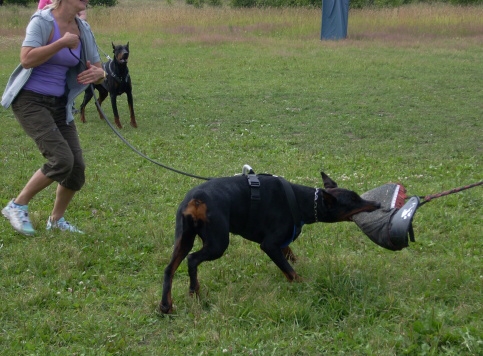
(159, 171, 381, 314)
(79, 42, 137, 129)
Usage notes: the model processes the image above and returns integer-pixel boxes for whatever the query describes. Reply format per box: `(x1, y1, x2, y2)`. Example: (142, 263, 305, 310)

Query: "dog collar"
(314, 188, 319, 222)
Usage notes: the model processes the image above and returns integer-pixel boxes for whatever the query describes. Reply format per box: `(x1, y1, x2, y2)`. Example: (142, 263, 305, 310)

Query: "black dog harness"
(279, 177, 304, 247)
(103, 60, 130, 86)
(243, 166, 303, 247)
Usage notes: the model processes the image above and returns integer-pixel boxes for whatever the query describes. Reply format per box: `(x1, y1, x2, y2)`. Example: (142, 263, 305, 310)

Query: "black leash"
(419, 181, 483, 206)
(94, 100, 212, 180)
(71, 48, 212, 181)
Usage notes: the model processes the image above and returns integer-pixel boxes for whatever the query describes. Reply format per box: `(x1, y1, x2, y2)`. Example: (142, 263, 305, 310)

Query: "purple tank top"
(23, 18, 81, 97)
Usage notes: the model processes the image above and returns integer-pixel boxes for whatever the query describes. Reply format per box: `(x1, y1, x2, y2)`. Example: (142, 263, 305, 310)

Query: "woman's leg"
(50, 184, 76, 222)
(14, 169, 54, 206)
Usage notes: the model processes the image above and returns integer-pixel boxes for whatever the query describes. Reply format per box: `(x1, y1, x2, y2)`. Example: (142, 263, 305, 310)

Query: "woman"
(1, 0, 105, 235)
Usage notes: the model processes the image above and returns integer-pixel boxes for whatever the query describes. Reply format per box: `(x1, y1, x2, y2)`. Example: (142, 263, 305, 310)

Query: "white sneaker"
(2, 199, 36, 236)
(46, 216, 84, 234)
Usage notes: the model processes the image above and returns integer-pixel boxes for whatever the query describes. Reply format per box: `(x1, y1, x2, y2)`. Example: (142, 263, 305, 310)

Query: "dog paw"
(158, 301, 174, 314)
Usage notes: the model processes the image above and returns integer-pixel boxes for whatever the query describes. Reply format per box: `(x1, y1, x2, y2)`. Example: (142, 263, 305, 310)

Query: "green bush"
(208, 0, 223, 6)
(231, 0, 257, 7)
(186, 0, 204, 7)
(231, 0, 318, 7)
(4, 0, 29, 6)
(258, 0, 318, 6)
(186, 0, 226, 7)
(448, 0, 483, 4)
(89, 0, 118, 6)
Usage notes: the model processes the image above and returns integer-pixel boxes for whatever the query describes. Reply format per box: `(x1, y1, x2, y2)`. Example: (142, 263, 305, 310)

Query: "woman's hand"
(62, 32, 81, 49)
(77, 61, 105, 85)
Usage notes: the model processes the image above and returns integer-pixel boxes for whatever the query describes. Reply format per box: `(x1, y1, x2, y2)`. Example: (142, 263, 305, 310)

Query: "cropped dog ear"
(322, 190, 337, 208)
(112, 42, 115, 52)
(321, 172, 338, 189)
(126, 42, 129, 50)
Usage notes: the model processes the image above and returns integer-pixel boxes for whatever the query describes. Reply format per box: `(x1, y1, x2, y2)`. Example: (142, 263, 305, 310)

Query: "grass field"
(0, 1, 482, 354)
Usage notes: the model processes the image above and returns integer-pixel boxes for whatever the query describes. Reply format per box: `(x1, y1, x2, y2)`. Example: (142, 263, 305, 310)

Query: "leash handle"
(419, 181, 483, 205)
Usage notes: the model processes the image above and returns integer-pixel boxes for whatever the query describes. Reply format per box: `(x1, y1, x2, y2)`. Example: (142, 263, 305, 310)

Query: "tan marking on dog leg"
(282, 246, 297, 263)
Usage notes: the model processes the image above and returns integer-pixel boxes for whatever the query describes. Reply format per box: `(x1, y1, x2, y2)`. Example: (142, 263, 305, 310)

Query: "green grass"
(1, 2, 482, 355)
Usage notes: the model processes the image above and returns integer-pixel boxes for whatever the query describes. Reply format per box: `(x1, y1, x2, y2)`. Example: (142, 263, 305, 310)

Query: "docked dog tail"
(182, 198, 208, 228)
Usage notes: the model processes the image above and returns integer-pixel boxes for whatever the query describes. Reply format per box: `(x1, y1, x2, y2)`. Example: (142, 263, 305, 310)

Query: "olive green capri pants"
(11, 89, 86, 191)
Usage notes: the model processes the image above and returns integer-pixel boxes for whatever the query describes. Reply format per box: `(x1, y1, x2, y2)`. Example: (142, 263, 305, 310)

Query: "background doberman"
(160, 172, 381, 314)
(80, 42, 137, 129)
